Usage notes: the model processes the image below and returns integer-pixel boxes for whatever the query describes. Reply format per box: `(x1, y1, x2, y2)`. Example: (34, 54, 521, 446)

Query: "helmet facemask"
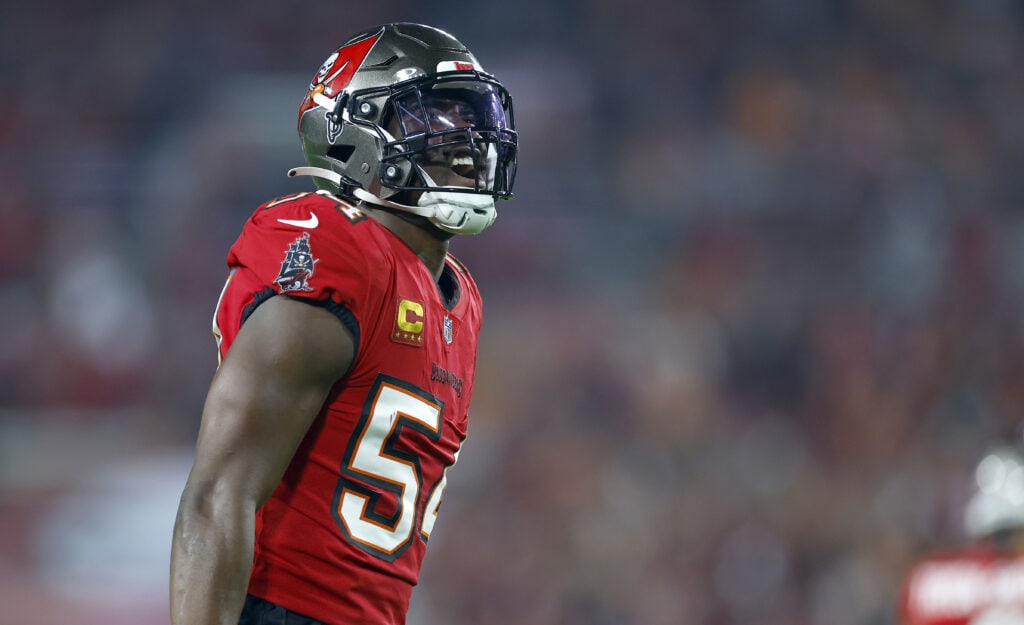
(346, 75, 516, 234)
(380, 76, 516, 200)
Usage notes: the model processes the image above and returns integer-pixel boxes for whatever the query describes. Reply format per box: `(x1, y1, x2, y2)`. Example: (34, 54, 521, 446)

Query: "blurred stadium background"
(3, 1, 1024, 623)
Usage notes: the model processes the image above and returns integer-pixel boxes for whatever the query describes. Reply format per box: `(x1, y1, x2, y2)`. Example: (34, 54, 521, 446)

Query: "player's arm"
(170, 295, 354, 625)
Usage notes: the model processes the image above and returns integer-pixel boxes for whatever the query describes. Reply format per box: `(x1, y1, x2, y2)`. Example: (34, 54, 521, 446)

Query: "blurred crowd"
(2, 1, 1024, 624)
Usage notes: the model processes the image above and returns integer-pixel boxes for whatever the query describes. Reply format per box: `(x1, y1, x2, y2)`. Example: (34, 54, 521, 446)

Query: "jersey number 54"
(333, 374, 458, 561)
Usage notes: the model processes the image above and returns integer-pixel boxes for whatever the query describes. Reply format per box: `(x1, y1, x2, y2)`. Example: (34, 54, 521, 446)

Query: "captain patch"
(393, 298, 425, 346)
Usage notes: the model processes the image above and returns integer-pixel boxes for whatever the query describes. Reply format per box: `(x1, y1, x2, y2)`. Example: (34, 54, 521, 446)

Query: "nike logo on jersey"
(277, 213, 319, 228)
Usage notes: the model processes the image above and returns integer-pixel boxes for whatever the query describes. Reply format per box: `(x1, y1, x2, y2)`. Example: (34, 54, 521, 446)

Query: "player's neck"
(366, 208, 451, 281)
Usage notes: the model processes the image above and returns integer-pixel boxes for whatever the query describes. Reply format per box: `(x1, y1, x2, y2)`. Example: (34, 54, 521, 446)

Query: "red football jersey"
(900, 547, 1024, 624)
(213, 191, 482, 625)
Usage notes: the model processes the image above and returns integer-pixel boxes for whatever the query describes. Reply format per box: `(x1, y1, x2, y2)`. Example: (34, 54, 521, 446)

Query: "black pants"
(239, 594, 325, 625)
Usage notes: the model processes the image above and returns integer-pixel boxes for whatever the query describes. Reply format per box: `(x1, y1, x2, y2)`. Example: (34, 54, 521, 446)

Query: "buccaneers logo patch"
(275, 233, 318, 292)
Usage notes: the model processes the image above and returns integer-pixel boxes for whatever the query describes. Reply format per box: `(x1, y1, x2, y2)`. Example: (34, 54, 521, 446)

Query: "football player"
(900, 445, 1024, 624)
(170, 23, 517, 625)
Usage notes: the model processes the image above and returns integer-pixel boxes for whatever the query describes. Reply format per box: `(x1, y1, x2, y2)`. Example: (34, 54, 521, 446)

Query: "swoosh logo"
(277, 213, 319, 229)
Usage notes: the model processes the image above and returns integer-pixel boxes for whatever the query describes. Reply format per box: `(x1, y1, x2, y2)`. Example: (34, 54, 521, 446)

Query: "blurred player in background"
(170, 22, 517, 625)
(900, 444, 1024, 624)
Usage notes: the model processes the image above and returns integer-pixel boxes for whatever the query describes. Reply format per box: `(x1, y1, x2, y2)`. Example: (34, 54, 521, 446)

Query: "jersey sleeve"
(214, 192, 378, 360)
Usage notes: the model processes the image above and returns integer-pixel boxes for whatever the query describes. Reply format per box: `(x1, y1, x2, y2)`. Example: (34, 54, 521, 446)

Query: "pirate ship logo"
(274, 233, 318, 292)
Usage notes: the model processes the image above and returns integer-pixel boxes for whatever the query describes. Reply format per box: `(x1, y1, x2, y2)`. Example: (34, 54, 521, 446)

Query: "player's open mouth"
(450, 155, 476, 178)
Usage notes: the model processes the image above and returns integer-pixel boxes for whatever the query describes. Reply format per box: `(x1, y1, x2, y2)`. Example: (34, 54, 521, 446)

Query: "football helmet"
(964, 446, 1024, 539)
(290, 23, 517, 235)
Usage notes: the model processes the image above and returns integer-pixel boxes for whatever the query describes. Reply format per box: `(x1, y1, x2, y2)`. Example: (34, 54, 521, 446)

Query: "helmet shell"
(296, 23, 515, 203)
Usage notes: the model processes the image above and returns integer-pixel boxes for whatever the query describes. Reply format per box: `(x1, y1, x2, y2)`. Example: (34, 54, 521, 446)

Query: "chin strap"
(287, 166, 496, 234)
(288, 166, 342, 186)
(288, 166, 437, 219)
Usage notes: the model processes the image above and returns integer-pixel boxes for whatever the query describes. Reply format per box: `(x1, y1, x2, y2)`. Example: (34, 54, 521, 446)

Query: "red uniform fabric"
(213, 191, 482, 625)
(899, 547, 1024, 624)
